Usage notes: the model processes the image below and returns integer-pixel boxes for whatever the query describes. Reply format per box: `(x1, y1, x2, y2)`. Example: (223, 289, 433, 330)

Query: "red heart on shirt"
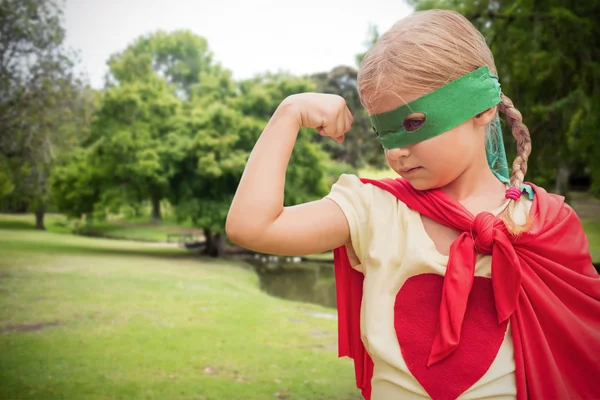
(394, 273, 508, 400)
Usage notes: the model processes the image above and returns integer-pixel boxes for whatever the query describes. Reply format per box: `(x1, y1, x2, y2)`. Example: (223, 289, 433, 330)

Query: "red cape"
(334, 178, 600, 400)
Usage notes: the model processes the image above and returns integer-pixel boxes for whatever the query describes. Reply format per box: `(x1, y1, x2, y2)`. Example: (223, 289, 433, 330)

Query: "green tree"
(234, 74, 330, 205)
(50, 146, 100, 219)
(69, 30, 332, 257)
(167, 102, 248, 257)
(409, 0, 600, 196)
(83, 77, 184, 221)
(0, 0, 93, 228)
(307, 25, 387, 171)
(310, 65, 386, 169)
(88, 30, 231, 221)
(169, 73, 330, 257)
(106, 29, 217, 98)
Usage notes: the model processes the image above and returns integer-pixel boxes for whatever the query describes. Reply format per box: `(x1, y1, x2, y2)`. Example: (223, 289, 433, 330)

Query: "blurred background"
(1, 0, 598, 399)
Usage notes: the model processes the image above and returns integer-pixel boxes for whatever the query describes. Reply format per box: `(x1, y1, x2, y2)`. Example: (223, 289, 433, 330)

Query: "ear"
(473, 105, 498, 127)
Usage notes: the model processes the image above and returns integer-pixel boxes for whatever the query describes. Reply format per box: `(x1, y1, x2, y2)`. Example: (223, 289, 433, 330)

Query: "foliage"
(0, 0, 94, 228)
(106, 29, 215, 96)
(310, 65, 386, 169)
(54, 30, 332, 256)
(168, 73, 330, 256)
(408, 0, 600, 195)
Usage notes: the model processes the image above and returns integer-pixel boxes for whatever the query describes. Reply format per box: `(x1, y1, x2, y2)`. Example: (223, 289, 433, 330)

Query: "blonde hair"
(357, 9, 532, 235)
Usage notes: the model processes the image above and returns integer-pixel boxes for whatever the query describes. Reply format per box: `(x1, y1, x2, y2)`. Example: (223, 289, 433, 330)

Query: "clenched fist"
(280, 93, 354, 143)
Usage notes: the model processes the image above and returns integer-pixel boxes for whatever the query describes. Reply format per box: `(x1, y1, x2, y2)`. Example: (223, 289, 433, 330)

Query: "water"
(245, 255, 337, 309)
(245, 255, 600, 310)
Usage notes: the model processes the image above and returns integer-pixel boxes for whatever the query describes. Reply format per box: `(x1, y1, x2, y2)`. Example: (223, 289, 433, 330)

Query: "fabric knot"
(472, 212, 497, 254)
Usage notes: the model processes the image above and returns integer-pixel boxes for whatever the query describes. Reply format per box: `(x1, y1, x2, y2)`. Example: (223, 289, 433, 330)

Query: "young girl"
(226, 9, 600, 400)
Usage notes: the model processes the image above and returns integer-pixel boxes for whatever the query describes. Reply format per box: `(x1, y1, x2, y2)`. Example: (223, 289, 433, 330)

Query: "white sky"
(63, 0, 413, 88)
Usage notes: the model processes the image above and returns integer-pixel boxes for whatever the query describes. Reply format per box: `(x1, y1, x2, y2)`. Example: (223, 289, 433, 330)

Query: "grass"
(0, 178, 597, 399)
(0, 213, 201, 243)
(563, 192, 600, 263)
(0, 225, 359, 400)
(582, 220, 600, 262)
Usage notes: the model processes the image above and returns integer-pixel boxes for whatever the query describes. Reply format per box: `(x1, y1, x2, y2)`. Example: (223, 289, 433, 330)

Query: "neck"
(441, 162, 506, 205)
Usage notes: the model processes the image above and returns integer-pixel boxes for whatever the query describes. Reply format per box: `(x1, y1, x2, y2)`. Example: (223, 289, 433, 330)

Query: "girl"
(226, 9, 600, 400)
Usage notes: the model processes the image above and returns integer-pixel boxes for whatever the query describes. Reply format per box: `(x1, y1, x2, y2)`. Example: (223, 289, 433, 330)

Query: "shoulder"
(326, 174, 400, 205)
(325, 174, 414, 230)
(325, 174, 412, 261)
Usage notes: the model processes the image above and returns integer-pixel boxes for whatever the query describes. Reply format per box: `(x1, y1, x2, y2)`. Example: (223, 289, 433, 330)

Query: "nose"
(385, 146, 410, 160)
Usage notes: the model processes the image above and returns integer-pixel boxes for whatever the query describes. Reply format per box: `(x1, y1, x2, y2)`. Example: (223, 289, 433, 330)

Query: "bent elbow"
(225, 215, 256, 249)
(225, 216, 244, 246)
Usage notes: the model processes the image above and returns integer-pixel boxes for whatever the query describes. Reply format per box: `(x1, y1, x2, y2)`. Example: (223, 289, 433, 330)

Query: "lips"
(400, 167, 422, 174)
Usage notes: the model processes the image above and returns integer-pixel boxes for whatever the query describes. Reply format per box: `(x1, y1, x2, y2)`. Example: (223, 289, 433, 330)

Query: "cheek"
(415, 130, 472, 174)
(414, 137, 455, 168)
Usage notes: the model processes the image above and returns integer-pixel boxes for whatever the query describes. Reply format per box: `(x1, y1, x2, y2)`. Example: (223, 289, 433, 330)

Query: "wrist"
(275, 97, 303, 129)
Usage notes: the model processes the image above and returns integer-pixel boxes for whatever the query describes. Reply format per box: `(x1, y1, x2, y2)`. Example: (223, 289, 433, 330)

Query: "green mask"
(370, 66, 501, 149)
(370, 66, 513, 185)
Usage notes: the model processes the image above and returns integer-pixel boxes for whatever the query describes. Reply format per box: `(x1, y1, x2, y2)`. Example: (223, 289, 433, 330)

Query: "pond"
(244, 255, 600, 310)
(244, 254, 337, 309)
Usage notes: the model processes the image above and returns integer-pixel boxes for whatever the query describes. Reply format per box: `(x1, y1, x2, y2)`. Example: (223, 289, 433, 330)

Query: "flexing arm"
(226, 93, 354, 256)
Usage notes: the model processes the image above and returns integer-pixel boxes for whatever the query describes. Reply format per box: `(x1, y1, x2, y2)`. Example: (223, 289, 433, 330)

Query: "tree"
(61, 30, 333, 257)
(0, 0, 93, 228)
(106, 29, 217, 99)
(167, 102, 248, 257)
(234, 73, 331, 205)
(82, 77, 183, 221)
(408, 0, 600, 196)
(169, 73, 331, 257)
(307, 25, 387, 171)
(90, 30, 232, 221)
(310, 65, 387, 169)
(50, 146, 100, 219)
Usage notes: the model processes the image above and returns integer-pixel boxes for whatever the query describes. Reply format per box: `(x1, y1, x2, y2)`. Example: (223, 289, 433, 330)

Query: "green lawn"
(563, 192, 600, 263)
(0, 227, 359, 400)
(0, 213, 201, 243)
(582, 219, 600, 263)
(0, 180, 597, 400)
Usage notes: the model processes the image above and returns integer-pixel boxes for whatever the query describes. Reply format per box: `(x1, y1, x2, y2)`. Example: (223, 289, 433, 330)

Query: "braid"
(498, 93, 532, 188)
(498, 93, 533, 235)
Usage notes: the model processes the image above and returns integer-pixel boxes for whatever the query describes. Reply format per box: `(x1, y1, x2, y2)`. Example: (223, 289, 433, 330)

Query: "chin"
(400, 177, 436, 191)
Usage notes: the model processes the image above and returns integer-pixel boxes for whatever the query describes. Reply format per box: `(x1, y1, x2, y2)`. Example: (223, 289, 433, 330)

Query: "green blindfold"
(370, 66, 501, 149)
(369, 66, 524, 191)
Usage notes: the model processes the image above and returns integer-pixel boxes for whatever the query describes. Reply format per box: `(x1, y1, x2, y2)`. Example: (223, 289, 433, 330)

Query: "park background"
(1, 0, 599, 399)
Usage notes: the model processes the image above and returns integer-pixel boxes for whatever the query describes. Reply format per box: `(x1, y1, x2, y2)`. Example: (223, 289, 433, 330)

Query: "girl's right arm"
(226, 93, 354, 256)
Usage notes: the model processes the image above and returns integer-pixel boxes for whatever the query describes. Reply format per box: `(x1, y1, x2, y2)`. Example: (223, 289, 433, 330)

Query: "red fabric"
(333, 178, 600, 400)
(395, 274, 507, 400)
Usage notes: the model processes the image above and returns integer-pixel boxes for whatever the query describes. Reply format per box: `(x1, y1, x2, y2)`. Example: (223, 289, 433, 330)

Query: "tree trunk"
(203, 229, 225, 257)
(204, 229, 213, 255)
(35, 207, 45, 230)
(554, 163, 571, 197)
(151, 196, 162, 222)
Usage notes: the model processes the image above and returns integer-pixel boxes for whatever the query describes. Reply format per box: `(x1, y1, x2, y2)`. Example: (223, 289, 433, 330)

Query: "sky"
(63, 0, 414, 88)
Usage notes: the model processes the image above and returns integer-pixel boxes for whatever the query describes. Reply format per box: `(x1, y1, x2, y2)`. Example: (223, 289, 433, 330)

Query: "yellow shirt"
(326, 174, 532, 400)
